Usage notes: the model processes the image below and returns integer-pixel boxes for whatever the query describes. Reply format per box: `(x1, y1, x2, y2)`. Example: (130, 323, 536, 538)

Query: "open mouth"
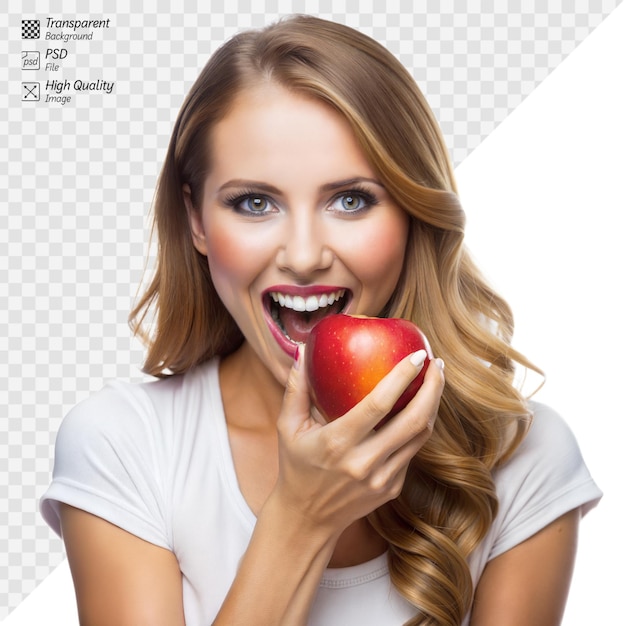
(264, 287, 351, 346)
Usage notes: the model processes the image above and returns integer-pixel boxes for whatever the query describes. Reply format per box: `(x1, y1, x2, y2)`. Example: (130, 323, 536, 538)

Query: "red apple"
(305, 314, 432, 428)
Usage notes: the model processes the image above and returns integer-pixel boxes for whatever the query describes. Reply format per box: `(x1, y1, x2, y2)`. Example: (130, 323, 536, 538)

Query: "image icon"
(22, 51, 40, 70)
(22, 82, 40, 101)
(22, 19, 40, 39)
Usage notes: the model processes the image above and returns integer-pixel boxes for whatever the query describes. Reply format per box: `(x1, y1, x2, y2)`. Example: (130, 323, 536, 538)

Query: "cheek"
(205, 230, 244, 278)
(342, 212, 408, 287)
(204, 221, 271, 296)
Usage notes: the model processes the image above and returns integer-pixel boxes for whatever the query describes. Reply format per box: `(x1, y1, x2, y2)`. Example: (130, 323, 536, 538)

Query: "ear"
(183, 183, 208, 255)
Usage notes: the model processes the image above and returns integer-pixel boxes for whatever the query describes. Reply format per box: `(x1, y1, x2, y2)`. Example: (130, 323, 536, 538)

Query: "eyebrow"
(217, 177, 384, 195)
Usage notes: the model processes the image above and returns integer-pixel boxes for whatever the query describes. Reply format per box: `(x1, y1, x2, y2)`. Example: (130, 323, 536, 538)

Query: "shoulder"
(41, 359, 222, 543)
(56, 358, 219, 450)
(487, 401, 602, 559)
(53, 376, 171, 463)
(499, 402, 596, 491)
(505, 401, 587, 474)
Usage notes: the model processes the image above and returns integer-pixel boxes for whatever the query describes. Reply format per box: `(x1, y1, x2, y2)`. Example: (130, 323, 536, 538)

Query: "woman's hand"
(214, 348, 444, 626)
(271, 347, 445, 537)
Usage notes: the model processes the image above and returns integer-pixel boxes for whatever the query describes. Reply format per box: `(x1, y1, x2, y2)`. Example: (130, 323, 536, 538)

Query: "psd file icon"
(22, 82, 40, 101)
(22, 51, 40, 70)
(22, 20, 40, 39)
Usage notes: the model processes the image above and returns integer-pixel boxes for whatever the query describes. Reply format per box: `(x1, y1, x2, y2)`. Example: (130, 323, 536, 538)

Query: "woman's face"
(185, 83, 409, 385)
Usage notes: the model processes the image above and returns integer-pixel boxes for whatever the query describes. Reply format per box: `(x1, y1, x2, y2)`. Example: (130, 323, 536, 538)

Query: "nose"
(275, 210, 334, 278)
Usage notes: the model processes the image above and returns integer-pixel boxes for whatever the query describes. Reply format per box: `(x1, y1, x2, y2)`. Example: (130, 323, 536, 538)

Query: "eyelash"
(223, 189, 275, 216)
(330, 186, 380, 215)
(223, 186, 380, 216)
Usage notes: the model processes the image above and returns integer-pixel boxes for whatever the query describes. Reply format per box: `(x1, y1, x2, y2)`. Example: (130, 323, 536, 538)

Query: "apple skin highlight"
(305, 314, 432, 428)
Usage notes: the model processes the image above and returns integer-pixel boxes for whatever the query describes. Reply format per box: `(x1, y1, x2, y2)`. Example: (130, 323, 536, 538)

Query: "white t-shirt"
(40, 359, 602, 625)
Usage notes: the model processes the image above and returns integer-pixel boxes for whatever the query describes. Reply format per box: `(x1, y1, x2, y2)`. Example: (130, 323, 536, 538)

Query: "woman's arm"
(59, 499, 335, 626)
(469, 507, 581, 626)
(59, 504, 185, 626)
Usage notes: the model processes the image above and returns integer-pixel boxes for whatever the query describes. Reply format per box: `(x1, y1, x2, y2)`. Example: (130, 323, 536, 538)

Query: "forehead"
(205, 83, 376, 186)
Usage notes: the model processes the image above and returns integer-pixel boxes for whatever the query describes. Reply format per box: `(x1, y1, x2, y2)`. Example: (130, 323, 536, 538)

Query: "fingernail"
(294, 344, 302, 369)
(410, 349, 427, 367)
(435, 358, 445, 371)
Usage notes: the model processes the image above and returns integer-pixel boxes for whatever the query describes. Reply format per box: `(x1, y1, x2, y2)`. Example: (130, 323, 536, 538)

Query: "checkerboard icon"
(22, 19, 40, 39)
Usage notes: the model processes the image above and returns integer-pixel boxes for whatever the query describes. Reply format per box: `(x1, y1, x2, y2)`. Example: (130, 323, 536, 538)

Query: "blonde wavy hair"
(130, 15, 541, 625)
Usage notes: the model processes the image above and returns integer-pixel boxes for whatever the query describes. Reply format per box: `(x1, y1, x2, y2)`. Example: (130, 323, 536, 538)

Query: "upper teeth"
(270, 289, 345, 312)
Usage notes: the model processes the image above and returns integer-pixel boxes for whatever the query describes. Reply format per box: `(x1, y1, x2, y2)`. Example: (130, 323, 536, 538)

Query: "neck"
(328, 518, 388, 568)
(219, 342, 388, 568)
(219, 342, 285, 430)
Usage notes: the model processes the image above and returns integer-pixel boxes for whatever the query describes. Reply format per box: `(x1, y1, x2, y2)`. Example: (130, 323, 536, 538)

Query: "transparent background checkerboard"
(0, 0, 622, 617)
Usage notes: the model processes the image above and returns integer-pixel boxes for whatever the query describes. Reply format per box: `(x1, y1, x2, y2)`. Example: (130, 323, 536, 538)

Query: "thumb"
(278, 345, 313, 437)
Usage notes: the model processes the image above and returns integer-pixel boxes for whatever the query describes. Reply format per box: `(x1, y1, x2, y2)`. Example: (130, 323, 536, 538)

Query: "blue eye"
(341, 194, 364, 211)
(243, 196, 269, 212)
(331, 189, 379, 214)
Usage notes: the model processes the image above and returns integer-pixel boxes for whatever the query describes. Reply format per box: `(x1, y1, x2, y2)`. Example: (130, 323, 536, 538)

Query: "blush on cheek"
(206, 236, 248, 294)
(348, 223, 407, 284)
(204, 224, 272, 304)
(207, 232, 243, 273)
(374, 230, 406, 266)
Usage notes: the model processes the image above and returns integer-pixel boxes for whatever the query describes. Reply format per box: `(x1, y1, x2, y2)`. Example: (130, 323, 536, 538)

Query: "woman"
(41, 15, 601, 625)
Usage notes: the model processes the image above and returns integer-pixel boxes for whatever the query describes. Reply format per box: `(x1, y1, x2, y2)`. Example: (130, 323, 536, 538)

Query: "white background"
(459, 6, 625, 623)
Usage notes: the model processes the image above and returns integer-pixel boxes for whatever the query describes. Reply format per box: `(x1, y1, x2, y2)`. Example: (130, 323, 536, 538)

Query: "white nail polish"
(410, 349, 427, 367)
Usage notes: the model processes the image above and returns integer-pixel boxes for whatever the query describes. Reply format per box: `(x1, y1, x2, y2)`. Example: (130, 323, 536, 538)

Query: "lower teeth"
(271, 306, 300, 343)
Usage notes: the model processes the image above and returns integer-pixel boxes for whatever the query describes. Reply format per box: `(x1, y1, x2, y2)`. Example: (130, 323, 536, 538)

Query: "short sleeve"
(487, 402, 602, 560)
(40, 381, 171, 549)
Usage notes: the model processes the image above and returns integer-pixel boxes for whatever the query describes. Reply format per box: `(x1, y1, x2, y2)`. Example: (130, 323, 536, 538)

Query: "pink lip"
(264, 309, 300, 359)
(262, 285, 352, 359)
